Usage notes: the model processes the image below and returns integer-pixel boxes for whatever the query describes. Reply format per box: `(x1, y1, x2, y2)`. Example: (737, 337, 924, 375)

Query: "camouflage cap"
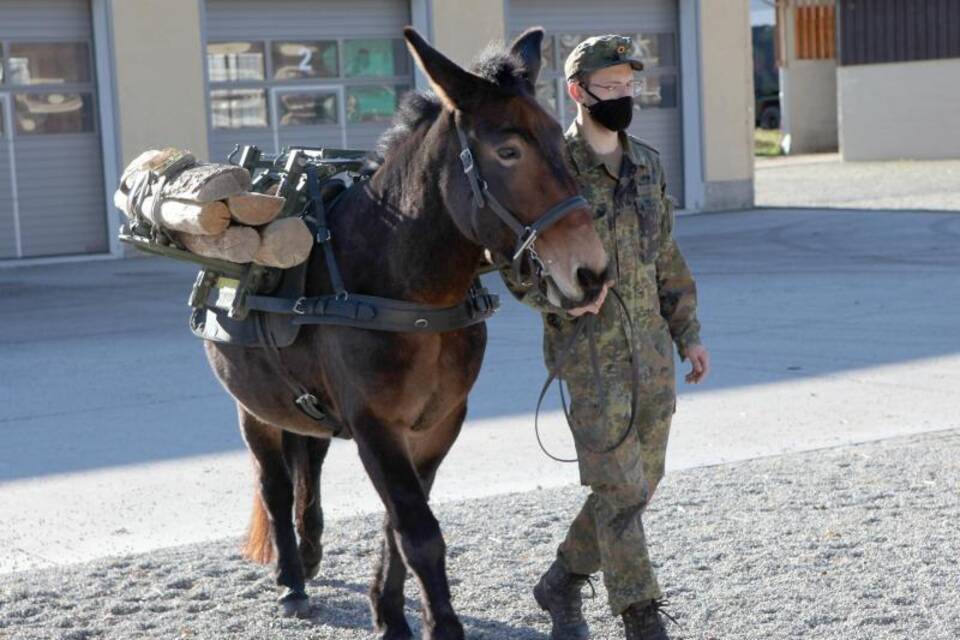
(563, 35, 644, 81)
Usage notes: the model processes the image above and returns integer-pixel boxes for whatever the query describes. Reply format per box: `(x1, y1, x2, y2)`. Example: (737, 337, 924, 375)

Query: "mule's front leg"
(354, 420, 463, 640)
(371, 515, 413, 639)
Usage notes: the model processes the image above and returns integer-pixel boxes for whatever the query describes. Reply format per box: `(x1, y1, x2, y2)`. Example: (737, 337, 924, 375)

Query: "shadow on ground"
(1, 207, 958, 479)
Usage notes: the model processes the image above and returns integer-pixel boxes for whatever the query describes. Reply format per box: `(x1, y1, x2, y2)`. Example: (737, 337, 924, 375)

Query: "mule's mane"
(364, 47, 530, 172)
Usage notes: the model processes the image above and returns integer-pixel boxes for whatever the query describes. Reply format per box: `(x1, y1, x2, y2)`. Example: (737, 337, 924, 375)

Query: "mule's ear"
(510, 27, 545, 90)
(403, 27, 491, 112)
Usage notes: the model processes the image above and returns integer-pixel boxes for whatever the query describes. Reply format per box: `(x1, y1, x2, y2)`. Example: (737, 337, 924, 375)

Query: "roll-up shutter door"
(508, 0, 685, 206)
(204, 0, 413, 162)
(0, 0, 107, 259)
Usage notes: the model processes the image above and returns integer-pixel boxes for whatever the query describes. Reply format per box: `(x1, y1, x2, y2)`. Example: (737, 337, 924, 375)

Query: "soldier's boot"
(533, 559, 590, 640)
(621, 599, 676, 640)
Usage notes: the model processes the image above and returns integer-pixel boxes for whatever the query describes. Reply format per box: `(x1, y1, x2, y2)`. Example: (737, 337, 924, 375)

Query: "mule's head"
(404, 27, 611, 309)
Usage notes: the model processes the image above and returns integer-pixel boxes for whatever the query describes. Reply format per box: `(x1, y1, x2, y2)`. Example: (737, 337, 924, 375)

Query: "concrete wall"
(780, 60, 837, 153)
(779, 1, 838, 154)
(839, 58, 960, 161)
(109, 0, 209, 165)
(696, 0, 755, 210)
(431, 0, 506, 68)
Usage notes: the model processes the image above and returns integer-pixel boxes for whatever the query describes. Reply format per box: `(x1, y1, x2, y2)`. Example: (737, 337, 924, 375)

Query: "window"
(207, 42, 265, 82)
(207, 36, 414, 146)
(7, 42, 91, 85)
(14, 92, 95, 134)
(632, 33, 676, 68)
(535, 80, 558, 117)
(277, 90, 338, 126)
(210, 89, 268, 129)
(346, 84, 409, 123)
(344, 39, 409, 78)
(271, 41, 338, 80)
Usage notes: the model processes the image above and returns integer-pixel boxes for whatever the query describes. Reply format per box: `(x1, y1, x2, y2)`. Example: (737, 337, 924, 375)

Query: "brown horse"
(204, 27, 609, 639)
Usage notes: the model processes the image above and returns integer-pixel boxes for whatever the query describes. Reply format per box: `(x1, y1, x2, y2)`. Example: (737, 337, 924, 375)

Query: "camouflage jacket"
(503, 121, 701, 371)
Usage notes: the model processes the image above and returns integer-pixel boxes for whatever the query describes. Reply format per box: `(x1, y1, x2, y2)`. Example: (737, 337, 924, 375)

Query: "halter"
(453, 111, 588, 282)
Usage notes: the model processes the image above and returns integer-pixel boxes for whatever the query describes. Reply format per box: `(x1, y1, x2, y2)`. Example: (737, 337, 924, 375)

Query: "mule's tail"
(243, 491, 274, 565)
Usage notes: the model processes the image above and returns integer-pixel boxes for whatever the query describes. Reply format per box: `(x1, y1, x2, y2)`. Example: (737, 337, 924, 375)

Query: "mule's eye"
(497, 146, 521, 161)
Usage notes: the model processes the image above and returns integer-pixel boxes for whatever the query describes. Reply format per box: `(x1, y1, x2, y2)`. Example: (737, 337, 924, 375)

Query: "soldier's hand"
(568, 282, 610, 317)
(684, 344, 710, 384)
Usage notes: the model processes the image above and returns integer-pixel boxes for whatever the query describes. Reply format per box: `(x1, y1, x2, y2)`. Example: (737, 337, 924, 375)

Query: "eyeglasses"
(584, 81, 641, 99)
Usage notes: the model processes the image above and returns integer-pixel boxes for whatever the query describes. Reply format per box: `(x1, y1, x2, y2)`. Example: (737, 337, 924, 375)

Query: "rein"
(533, 288, 641, 463)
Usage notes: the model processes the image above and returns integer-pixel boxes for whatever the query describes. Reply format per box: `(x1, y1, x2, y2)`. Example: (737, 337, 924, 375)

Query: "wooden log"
(254, 218, 313, 269)
(163, 163, 252, 203)
(226, 193, 286, 226)
(176, 226, 261, 264)
(113, 189, 230, 236)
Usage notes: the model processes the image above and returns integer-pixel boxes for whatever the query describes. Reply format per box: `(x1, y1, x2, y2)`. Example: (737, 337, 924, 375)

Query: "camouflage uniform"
(503, 37, 701, 616)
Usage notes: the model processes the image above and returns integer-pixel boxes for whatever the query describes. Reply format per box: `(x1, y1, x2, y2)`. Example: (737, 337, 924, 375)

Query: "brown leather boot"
(533, 559, 591, 640)
(621, 599, 676, 640)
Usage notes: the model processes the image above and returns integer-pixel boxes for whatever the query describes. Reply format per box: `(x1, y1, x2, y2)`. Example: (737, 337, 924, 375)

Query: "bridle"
(453, 110, 588, 283)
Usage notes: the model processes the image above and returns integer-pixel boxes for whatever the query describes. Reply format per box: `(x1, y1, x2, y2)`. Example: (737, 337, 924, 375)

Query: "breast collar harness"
(453, 111, 589, 283)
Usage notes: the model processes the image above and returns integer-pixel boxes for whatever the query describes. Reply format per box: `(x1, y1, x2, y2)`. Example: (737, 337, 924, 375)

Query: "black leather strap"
(243, 286, 499, 333)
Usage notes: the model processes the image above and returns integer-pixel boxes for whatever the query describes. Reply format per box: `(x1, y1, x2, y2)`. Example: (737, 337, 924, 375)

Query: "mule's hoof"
(279, 589, 310, 618)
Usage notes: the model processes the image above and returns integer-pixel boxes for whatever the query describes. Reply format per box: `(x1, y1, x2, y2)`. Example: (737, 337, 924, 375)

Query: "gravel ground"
(2, 429, 958, 640)
(754, 154, 960, 211)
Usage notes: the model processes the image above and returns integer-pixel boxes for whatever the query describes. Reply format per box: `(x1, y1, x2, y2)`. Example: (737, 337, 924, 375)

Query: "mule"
(204, 27, 610, 639)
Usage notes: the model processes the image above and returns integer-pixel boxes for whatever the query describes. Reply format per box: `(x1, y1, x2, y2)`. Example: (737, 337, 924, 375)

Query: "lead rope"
(534, 288, 639, 463)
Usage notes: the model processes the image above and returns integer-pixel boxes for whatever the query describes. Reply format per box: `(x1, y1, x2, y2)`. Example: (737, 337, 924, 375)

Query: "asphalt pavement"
(1, 205, 959, 573)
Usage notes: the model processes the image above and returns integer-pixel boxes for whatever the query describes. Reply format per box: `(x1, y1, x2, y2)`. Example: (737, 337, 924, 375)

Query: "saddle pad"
(189, 306, 299, 348)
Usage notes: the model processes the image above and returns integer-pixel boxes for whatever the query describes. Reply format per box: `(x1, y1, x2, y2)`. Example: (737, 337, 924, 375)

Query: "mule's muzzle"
(574, 264, 612, 306)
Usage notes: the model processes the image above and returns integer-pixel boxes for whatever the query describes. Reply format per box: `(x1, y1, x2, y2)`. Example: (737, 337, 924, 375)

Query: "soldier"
(502, 35, 710, 640)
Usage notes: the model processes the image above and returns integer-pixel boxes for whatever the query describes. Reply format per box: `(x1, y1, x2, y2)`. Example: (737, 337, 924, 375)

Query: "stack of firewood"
(114, 148, 313, 268)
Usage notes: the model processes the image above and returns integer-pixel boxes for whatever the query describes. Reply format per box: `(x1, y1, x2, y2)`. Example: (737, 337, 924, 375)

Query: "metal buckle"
(293, 297, 308, 315)
(459, 148, 475, 174)
(513, 227, 537, 262)
(316, 226, 332, 243)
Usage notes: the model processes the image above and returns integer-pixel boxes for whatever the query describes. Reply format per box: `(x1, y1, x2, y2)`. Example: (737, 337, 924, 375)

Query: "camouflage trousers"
(554, 325, 675, 615)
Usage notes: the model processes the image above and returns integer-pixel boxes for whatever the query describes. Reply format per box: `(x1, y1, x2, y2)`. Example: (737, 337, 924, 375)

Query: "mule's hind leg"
(240, 409, 310, 617)
(284, 433, 331, 580)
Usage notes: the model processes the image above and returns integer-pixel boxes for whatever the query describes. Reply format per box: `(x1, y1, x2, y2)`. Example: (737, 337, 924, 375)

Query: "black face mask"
(582, 86, 634, 132)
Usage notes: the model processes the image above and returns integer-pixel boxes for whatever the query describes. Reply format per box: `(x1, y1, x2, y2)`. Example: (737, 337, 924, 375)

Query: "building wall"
(431, 0, 506, 68)
(778, 0, 838, 154)
(838, 58, 960, 162)
(780, 60, 837, 153)
(107, 0, 756, 219)
(697, 0, 755, 210)
(109, 0, 210, 165)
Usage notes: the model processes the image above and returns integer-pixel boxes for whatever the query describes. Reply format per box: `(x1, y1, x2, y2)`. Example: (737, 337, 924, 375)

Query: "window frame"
(206, 36, 413, 135)
(0, 37, 99, 137)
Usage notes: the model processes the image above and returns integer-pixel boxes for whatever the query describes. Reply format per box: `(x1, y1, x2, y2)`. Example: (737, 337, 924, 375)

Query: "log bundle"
(116, 148, 311, 268)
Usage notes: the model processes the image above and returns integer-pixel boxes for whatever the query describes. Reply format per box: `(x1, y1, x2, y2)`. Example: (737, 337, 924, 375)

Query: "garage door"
(509, 0, 684, 206)
(0, 0, 108, 259)
(204, 0, 413, 162)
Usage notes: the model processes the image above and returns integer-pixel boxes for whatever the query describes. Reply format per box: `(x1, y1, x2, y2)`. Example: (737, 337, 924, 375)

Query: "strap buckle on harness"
(459, 148, 475, 174)
(315, 226, 332, 243)
(295, 393, 326, 421)
(293, 297, 308, 315)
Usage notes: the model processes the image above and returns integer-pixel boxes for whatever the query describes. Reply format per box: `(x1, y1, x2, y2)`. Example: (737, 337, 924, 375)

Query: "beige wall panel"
(431, 0, 506, 67)
(839, 59, 960, 162)
(781, 60, 838, 153)
(697, 0, 754, 184)
(111, 0, 209, 164)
